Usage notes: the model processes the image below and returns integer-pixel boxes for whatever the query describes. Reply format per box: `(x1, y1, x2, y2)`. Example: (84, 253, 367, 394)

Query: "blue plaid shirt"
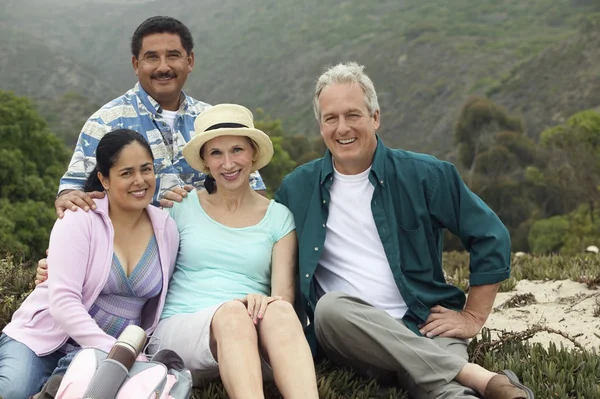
(59, 83, 266, 204)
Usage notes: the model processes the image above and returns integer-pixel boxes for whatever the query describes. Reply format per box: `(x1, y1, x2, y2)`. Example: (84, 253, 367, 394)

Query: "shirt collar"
(134, 82, 188, 115)
(319, 135, 386, 186)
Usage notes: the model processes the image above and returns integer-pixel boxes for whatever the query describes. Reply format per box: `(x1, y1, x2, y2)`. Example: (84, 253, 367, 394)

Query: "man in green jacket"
(274, 62, 534, 399)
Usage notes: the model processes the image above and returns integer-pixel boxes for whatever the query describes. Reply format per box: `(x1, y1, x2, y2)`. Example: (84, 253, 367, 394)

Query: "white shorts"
(149, 302, 273, 386)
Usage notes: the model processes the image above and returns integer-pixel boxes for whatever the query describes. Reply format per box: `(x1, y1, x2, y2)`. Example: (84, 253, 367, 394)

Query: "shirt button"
(305, 273, 310, 278)
(322, 200, 326, 204)
(314, 247, 319, 251)
(380, 180, 384, 185)
(322, 224, 326, 228)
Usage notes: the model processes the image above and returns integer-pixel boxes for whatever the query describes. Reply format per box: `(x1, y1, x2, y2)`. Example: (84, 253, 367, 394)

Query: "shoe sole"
(502, 370, 535, 399)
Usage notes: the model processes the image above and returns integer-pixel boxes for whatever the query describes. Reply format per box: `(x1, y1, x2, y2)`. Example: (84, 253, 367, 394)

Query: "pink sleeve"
(47, 211, 117, 352)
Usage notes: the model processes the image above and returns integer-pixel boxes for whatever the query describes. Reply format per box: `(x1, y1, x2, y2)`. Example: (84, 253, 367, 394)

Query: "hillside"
(0, 25, 117, 103)
(1, 0, 600, 154)
(490, 29, 600, 140)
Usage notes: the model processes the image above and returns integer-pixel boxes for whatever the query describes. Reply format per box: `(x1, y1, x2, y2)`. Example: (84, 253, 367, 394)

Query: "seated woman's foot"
(484, 370, 534, 399)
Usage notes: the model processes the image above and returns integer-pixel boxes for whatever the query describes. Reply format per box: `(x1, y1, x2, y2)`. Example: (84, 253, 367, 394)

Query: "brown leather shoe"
(484, 370, 535, 399)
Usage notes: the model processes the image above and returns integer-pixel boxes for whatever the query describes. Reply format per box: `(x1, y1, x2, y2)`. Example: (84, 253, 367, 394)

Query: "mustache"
(151, 72, 177, 79)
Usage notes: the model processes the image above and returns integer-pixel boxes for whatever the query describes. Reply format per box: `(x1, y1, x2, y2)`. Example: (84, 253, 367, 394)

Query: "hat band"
(205, 122, 248, 132)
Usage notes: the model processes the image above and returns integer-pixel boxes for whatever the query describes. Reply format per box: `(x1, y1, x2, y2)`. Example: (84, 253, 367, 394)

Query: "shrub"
(2, 254, 599, 398)
(0, 255, 35, 328)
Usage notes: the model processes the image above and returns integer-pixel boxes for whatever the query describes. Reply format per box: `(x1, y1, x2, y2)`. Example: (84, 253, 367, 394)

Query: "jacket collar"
(92, 195, 168, 231)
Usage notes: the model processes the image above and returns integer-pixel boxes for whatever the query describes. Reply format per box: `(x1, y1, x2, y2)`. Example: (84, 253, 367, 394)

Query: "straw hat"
(183, 104, 274, 174)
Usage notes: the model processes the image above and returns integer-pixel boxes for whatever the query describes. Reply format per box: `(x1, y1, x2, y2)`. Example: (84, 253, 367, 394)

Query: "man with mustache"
(55, 16, 266, 218)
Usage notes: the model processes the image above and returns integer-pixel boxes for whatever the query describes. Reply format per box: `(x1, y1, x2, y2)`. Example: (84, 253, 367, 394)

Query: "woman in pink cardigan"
(0, 129, 179, 399)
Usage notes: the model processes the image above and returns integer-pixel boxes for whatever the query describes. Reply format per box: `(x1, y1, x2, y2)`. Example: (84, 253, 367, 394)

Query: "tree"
(454, 96, 523, 187)
(259, 136, 296, 197)
(0, 91, 70, 258)
(254, 111, 296, 197)
(254, 109, 325, 196)
(454, 97, 539, 251)
(540, 110, 600, 223)
(528, 204, 600, 255)
(528, 215, 569, 255)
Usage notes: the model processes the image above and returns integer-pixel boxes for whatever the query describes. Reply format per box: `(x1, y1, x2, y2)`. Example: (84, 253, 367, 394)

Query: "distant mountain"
(490, 29, 600, 140)
(0, 25, 118, 102)
(2, 0, 599, 154)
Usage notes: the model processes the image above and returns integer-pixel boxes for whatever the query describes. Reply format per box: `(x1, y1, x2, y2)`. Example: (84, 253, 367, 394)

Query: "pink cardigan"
(3, 196, 179, 355)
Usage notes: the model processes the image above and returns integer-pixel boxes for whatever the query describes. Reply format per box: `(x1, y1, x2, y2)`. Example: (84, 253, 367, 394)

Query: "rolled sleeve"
(427, 161, 511, 286)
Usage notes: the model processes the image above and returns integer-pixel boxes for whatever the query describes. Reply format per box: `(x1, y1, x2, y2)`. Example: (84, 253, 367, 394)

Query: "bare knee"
(211, 300, 255, 339)
(260, 300, 300, 333)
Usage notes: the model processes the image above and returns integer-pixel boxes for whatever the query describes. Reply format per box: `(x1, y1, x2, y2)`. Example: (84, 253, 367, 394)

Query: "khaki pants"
(314, 291, 479, 399)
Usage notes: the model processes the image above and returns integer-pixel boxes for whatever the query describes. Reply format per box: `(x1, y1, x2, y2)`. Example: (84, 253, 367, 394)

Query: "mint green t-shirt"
(161, 190, 295, 319)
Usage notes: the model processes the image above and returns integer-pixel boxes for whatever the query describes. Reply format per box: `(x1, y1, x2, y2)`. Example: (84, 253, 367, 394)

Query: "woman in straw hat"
(149, 104, 319, 398)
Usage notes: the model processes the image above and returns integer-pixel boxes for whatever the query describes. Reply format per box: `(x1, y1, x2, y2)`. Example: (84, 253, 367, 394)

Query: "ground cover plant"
(1, 253, 599, 398)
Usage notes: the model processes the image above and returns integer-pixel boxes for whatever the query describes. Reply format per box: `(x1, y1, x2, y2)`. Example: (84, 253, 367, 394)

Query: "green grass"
(1, 253, 599, 398)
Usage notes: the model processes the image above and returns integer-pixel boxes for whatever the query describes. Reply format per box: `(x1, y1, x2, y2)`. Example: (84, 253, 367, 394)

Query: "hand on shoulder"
(55, 190, 105, 218)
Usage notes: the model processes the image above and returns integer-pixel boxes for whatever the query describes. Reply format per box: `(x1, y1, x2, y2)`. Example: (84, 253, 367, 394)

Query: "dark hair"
(131, 16, 194, 58)
(84, 129, 154, 192)
(202, 175, 215, 194)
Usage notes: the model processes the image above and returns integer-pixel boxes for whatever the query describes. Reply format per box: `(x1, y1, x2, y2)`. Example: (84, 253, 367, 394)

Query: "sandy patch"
(484, 279, 600, 351)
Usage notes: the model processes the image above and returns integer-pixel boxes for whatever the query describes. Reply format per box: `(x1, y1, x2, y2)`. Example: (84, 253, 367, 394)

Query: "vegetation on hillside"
(0, 91, 70, 259)
(1, 2, 600, 397)
(446, 95, 600, 253)
(2, 0, 600, 154)
(2, 253, 598, 398)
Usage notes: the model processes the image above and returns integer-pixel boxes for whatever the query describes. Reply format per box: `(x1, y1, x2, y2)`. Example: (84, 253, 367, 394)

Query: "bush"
(0, 255, 34, 328)
(2, 254, 599, 398)
(443, 251, 600, 290)
(0, 91, 70, 258)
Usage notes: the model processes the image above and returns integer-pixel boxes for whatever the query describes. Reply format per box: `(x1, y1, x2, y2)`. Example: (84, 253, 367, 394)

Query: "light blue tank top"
(161, 190, 295, 319)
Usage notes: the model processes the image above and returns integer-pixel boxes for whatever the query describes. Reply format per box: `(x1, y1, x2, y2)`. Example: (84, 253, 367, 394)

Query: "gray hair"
(313, 62, 380, 121)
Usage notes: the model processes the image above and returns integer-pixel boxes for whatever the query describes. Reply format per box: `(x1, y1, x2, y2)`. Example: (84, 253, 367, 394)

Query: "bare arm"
(270, 231, 298, 304)
(463, 282, 500, 326)
(419, 282, 500, 339)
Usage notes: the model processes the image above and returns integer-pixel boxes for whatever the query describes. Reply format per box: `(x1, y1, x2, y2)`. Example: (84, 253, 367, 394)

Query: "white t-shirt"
(161, 109, 178, 131)
(315, 166, 408, 319)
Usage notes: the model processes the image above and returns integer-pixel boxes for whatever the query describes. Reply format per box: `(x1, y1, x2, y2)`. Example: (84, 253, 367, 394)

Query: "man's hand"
(159, 185, 194, 208)
(55, 190, 105, 218)
(418, 306, 483, 339)
(35, 251, 49, 285)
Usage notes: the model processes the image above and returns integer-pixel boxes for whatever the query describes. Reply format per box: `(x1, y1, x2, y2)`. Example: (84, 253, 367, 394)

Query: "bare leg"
(258, 300, 319, 399)
(454, 363, 496, 396)
(211, 301, 264, 399)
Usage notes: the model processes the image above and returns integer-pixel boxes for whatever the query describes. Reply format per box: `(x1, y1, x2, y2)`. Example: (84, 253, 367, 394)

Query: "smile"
(222, 170, 241, 180)
(337, 138, 356, 145)
(129, 189, 148, 198)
